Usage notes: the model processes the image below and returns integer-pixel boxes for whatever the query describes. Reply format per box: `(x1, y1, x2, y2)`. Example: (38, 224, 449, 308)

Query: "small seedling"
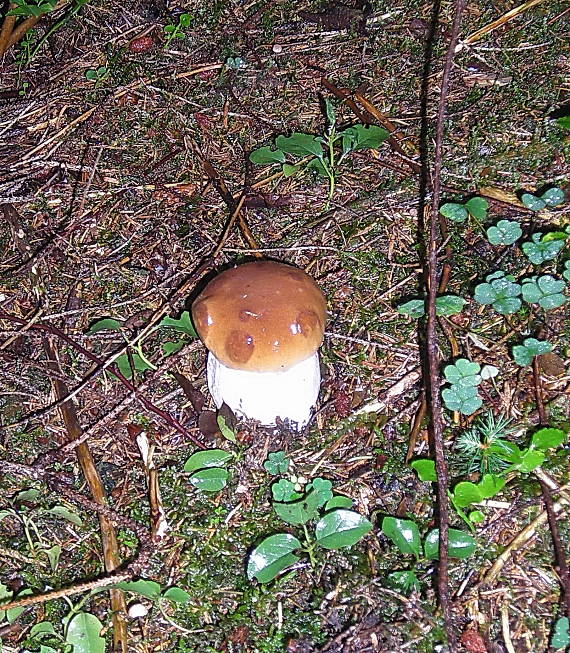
(441, 358, 483, 415)
(521, 275, 567, 310)
(473, 270, 522, 315)
(522, 232, 566, 264)
(454, 413, 517, 475)
(521, 187, 564, 211)
(7, 0, 57, 17)
(263, 451, 290, 475)
(512, 338, 552, 366)
(249, 98, 388, 208)
(163, 12, 192, 47)
(225, 56, 245, 69)
(397, 295, 465, 318)
(439, 197, 488, 223)
(381, 517, 476, 593)
(183, 448, 233, 492)
(486, 219, 522, 246)
(85, 65, 108, 83)
(552, 616, 570, 649)
(247, 466, 371, 583)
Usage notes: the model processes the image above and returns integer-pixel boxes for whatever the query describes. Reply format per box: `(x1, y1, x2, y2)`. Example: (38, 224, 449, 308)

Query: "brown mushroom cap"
(191, 261, 327, 372)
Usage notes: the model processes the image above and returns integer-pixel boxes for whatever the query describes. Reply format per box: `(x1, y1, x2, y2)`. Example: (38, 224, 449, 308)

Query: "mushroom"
(191, 261, 327, 430)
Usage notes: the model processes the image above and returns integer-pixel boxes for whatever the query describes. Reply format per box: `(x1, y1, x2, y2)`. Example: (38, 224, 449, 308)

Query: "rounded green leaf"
(247, 533, 301, 583)
(552, 616, 570, 649)
(452, 482, 482, 508)
(442, 386, 482, 415)
(410, 459, 436, 482)
(162, 587, 191, 603)
(87, 318, 122, 334)
(381, 517, 421, 556)
(541, 187, 564, 207)
(315, 509, 372, 549)
(464, 197, 488, 220)
(444, 359, 481, 386)
(477, 474, 506, 498)
(398, 299, 425, 318)
(424, 528, 476, 559)
(468, 510, 485, 524)
(249, 146, 285, 164)
(518, 449, 545, 473)
(114, 579, 161, 599)
(494, 296, 522, 314)
(275, 133, 324, 157)
(273, 500, 311, 525)
(435, 295, 466, 316)
(439, 203, 468, 222)
(340, 124, 388, 151)
(184, 449, 232, 472)
(486, 220, 522, 245)
(531, 427, 566, 451)
(521, 193, 546, 211)
(324, 495, 353, 510)
(189, 467, 229, 492)
(30, 621, 57, 637)
(65, 612, 105, 653)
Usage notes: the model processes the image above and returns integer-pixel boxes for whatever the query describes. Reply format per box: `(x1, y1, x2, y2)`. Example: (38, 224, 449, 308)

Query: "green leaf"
(397, 299, 424, 318)
(473, 272, 522, 314)
(477, 474, 506, 498)
(271, 479, 300, 502)
(162, 340, 186, 356)
(65, 612, 105, 653)
(45, 544, 61, 572)
(315, 509, 372, 549)
(324, 495, 353, 510)
(324, 98, 336, 127)
(15, 488, 41, 503)
(381, 517, 421, 557)
(339, 124, 388, 151)
(249, 147, 285, 164)
(442, 385, 482, 415)
(531, 427, 566, 451)
(162, 587, 191, 603)
(436, 295, 466, 316)
(522, 233, 565, 264)
(468, 510, 485, 524)
(518, 449, 545, 473)
(217, 415, 236, 443)
(263, 451, 290, 475)
(159, 311, 197, 337)
(281, 163, 298, 177)
(247, 533, 301, 583)
(444, 359, 481, 387)
(521, 193, 546, 211)
(189, 468, 229, 492)
(424, 528, 476, 559)
(486, 220, 522, 245)
(552, 616, 570, 649)
(87, 318, 122, 334)
(512, 338, 552, 366)
(115, 352, 153, 379)
(179, 13, 192, 27)
(275, 133, 324, 158)
(521, 275, 567, 310)
(410, 459, 437, 482)
(452, 482, 482, 508)
(39, 646, 58, 653)
(387, 570, 421, 594)
(114, 580, 161, 599)
(273, 500, 312, 525)
(556, 116, 570, 130)
(47, 505, 82, 526)
(541, 187, 564, 207)
(30, 621, 57, 637)
(439, 202, 468, 222)
(464, 197, 488, 220)
(306, 157, 328, 176)
(183, 449, 232, 472)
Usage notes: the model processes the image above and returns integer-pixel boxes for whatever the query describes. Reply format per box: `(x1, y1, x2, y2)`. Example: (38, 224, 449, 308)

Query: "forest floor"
(0, 0, 569, 651)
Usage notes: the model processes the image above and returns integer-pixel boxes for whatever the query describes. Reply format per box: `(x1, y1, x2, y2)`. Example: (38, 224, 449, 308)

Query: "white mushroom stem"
(207, 352, 321, 430)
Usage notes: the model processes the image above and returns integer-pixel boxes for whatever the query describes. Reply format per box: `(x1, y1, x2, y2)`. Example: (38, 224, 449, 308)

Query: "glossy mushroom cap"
(191, 261, 327, 373)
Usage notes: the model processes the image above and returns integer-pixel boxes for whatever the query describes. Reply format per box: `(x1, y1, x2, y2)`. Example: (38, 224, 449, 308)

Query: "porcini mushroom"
(191, 261, 327, 429)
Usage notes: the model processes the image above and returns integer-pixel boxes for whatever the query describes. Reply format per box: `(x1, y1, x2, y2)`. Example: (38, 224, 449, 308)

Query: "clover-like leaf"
(263, 451, 290, 475)
(184, 449, 233, 473)
(410, 458, 437, 482)
(522, 233, 565, 264)
(521, 275, 567, 309)
(439, 202, 468, 222)
(275, 133, 324, 158)
(271, 479, 299, 502)
(442, 385, 482, 415)
(249, 146, 286, 165)
(189, 468, 229, 492)
(473, 271, 522, 314)
(424, 528, 476, 559)
(530, 427, 566, 451)
(512, 338, 552, 366)
(480, 364, 499, 380)
(464, 197, 488, 220)
(541, 187, 564, 207)
(551, 616, 570, 649)
(381, 517, 421, 557)
(315, 509, 372, 549)
(397, 299, 425, 318)
(247, 533, 301, 583)
(521, 193, 546, 211)
(443, 359, 482, 387)
(436, 295, 466, 316)
(486, 219, 522, 245)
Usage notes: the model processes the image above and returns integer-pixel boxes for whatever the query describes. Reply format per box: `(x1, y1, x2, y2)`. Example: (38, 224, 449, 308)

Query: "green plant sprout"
(441, 358, 483, 416)
(249, 98, 388, 209)
(520, 187, 564, 211)
(397, 295, 465, 318)
(521, 275, 567, 309)
(522, 232, 566, 264)
(263, 450, 290, 475)
(163, 12, 192, 47)
(439, 197, 488, 224)
(512, 338, 552, 366)
(381, 517, 476, 593)
(486, 219, 522, 246)
(183, 448, 233, 492)
(7, 0, 56, 17)
(85, 65, 108, 83)
(247, 469, 371, 583)
(473, 270, 522, 315)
